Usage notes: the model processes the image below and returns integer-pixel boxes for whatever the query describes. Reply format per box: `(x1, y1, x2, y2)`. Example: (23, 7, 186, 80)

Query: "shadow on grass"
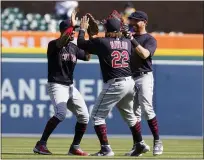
(2, 152, 68, 156)
(1, 153, 201, 159)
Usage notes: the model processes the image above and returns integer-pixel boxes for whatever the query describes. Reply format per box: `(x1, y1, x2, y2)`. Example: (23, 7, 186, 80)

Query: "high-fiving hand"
(80, 16, 89, 30)
(71, 8, 78, 27)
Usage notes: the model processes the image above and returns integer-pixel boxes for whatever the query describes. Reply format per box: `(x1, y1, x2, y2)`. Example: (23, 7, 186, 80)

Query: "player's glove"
(85, 13, 99, 38)
(121, 24, 132, 39)
(101, 10, 124, 30)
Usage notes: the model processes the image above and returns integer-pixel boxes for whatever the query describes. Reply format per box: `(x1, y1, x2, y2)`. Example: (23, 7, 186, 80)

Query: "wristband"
(131, 38, 140, 47)
(80, 28, 86, 32)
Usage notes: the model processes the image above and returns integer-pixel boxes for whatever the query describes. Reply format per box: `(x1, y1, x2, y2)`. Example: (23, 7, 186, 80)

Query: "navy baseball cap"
(128, 11, 148, 22)
(59, 20, 79, 32)
(105, 18, 121, 32)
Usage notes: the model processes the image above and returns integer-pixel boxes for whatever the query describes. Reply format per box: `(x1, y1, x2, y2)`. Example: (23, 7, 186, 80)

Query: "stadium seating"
(1, 7, 104, 32)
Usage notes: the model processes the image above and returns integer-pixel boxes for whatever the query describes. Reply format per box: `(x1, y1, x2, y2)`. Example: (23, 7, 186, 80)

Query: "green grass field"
(1, 137, 203, 159)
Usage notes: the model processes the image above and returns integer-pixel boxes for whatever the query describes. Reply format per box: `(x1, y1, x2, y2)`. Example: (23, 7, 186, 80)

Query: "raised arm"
(131, 36, 157, 59)
(77, 16, 100, 54)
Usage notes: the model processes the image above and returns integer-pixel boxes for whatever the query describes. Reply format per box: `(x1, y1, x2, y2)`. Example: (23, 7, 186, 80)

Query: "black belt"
(105, 77, 127, 83)
(133, 72, 148, 78)
(114, 77, 126, 82)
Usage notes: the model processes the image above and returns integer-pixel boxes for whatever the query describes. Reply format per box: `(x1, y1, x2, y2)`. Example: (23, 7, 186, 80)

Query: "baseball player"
(126, 11, 163, 156)
(77, 15, 148, 157)
(33, 11, 90, 156)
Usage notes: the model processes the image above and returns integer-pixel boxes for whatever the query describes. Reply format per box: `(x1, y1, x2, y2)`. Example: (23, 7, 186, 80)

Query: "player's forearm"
(77, 30, 88, 50)
(134, 45, 150, 59)
(131, 38, 150, 59)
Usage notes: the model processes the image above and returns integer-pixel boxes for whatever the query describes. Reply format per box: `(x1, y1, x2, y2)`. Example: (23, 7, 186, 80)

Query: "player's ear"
(144, 20, 148, 26)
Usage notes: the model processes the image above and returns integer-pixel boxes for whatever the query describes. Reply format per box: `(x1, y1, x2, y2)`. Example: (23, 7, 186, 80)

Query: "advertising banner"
(1, 59, 202, 136)
(2, 31, 203, 49)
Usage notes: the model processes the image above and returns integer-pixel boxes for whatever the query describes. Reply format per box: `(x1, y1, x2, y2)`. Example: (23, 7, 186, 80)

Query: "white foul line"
(1, 58, 203, 66)
(153, 60, 203, 66)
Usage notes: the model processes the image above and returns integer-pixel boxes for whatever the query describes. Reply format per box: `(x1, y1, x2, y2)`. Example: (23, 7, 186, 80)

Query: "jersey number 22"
(111, 51, 129, 68)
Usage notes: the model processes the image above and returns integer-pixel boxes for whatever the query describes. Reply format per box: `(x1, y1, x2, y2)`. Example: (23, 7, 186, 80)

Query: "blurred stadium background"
(1, 1, 203, 159)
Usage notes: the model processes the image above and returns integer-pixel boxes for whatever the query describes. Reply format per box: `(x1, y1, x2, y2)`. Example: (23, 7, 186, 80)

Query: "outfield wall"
(1, 58, 202, 136)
